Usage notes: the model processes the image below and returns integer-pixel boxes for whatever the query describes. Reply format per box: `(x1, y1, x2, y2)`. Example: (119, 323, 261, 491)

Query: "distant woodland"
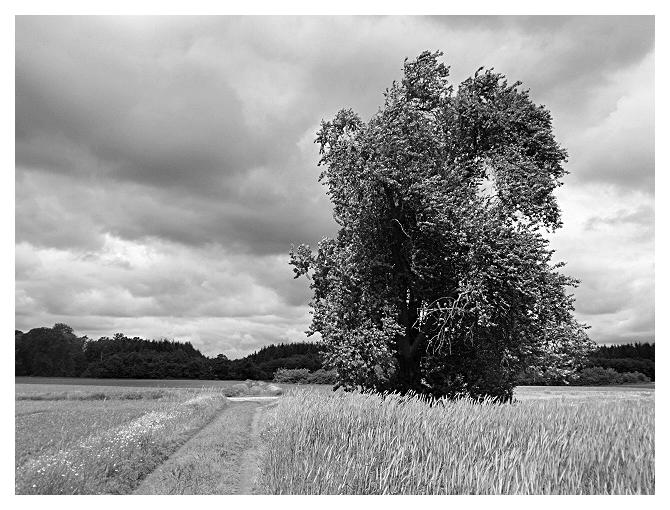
(15, 323, 654, 384)
(15, 323, 321, 381)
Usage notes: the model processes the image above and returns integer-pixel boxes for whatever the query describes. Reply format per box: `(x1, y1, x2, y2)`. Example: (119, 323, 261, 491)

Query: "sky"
(15, 15, 655, 358)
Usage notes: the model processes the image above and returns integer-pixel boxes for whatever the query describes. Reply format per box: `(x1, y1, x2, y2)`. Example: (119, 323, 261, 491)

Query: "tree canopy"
(290, 51, 594, 400)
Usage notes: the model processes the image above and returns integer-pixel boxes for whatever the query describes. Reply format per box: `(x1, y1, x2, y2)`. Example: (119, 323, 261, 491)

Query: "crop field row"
(257, 389, 655, 495)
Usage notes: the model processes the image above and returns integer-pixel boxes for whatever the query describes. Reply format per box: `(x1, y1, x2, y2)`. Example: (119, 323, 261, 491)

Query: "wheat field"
(257, 389, 654, 495)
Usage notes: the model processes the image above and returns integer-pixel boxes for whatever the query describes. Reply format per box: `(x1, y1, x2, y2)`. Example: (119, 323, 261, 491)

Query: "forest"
(14, 323, 321, 381)
(15, 323, 654, 384)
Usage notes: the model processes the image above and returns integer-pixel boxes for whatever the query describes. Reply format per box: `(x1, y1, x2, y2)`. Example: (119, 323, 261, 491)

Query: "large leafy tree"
(291, 51, 593, 401)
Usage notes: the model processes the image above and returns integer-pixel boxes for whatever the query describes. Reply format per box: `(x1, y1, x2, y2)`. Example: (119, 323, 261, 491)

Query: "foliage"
(17, 323, 650, 386)
(15, 325, 87, 377)
(273, 368, 338, 384)
(15, 323, 325, 381)
(208, 342, 323, 380)
(515, 342, 655, 384)
(307, 368, 339, 385)
(273, 368, 311, 383)
(586, 342, 655, 379)
(618, 372, 651, 384)
(570, 367, 650, 386)
(592, 342, 654, 360)
(587, 358, 654, 380)
(258, 390, 654, 494)
(241, 343, 323, 377)
(290, 50, 593, 400)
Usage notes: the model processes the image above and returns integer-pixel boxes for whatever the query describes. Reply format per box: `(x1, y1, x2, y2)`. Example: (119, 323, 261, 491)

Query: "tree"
(290, 51, 593, 401)
(16, 323, 87, 377)
(15, 330, 26, 376)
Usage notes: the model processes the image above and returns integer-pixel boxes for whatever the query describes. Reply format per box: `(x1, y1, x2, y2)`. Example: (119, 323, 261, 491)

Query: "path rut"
(236, 403, 266, 494)
(134, 400, 274, 494)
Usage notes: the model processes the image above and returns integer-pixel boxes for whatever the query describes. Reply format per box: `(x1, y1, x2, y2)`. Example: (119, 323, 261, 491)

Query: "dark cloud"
(426, 16, 653, 100)
(16, 19, 262, 191)
(15, 169, 336, 255)
(15, 16, 654, 354)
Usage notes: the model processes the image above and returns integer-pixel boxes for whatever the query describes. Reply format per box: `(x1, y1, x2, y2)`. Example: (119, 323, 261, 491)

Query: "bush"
(570, 367, 650, 386)
(619, 371, 651, 384)
(273, 368, 338, 384)
(571, 367, 621, 385)
(273, 368, 310, 383)
(307, 368, 338, 384)
(589, 358, 654, 380)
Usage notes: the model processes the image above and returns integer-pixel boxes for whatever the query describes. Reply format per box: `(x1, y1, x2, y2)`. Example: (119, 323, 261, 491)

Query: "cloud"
(551, 183, 654, 344)
(583, 203, 654, 238)
(15, 236, 314, 356)
(15, 168, 336, 256)
(15, 16, 654, 353)
(557, 52, 654, 192)
(16, 18, 263, 191)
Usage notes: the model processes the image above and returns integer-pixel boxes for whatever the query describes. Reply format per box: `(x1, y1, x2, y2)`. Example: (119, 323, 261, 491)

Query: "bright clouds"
(15, 16, 654, 355)
(552, 182, 654, 345)
(15, 235, 313, 358)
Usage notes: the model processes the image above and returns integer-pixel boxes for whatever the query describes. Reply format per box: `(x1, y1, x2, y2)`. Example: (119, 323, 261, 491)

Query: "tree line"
(15, 323, 322, 380)
(15, 323, 654, 384)
(516, 341, 654, 385)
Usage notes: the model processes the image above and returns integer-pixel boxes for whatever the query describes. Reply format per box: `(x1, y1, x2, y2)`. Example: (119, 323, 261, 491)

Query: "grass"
(16, 389, 168, 401)
(257, 389, 654, 495)
(134, 401, 265, 494)
(16, 379, 655, 495)
(15, 385, 229, 494)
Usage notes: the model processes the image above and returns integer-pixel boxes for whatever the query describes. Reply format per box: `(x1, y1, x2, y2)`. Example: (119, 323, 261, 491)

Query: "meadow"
(258, 387, 655, 495)
(15, 378, 654, 495)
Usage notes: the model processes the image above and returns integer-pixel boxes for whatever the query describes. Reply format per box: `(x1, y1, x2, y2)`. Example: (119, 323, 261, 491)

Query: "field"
(15, 376, 270, 390)
(15, 378, 654, 495)
(15, 380, 277, 494)
(258, 388, 654, 494)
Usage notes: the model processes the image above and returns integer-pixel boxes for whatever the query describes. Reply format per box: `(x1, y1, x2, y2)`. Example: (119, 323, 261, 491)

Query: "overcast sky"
(15, 16, 654, 357)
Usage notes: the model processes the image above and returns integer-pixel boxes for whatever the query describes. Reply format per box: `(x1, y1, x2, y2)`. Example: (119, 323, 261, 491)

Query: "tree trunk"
(383, 185, 425, 392)
(395, 329, 425, 392)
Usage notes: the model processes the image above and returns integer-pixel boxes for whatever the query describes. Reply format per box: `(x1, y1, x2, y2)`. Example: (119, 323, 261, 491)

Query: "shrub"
(589, 357, 654, 380)
(273, 368, 310, 383)
(517, 366, 652, 387)
(619, 371, 651, 384)
(306, 369, 338, 384)
(573, 367, 651, 386)
(571, 367, 623, 385)
(273, 368, 338, 384)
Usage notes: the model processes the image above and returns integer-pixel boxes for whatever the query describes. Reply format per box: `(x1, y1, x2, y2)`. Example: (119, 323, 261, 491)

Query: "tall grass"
(258, 390, 654, 494)
(15, 388, 228, 494)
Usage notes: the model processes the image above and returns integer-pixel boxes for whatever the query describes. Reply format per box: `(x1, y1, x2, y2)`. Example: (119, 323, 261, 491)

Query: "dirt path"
(236, 403, 267, 494)
(134, 400, 274, 494)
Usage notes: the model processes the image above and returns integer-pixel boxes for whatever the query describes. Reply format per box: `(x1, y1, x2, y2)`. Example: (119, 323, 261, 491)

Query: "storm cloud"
(15, 16, 655, 355)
